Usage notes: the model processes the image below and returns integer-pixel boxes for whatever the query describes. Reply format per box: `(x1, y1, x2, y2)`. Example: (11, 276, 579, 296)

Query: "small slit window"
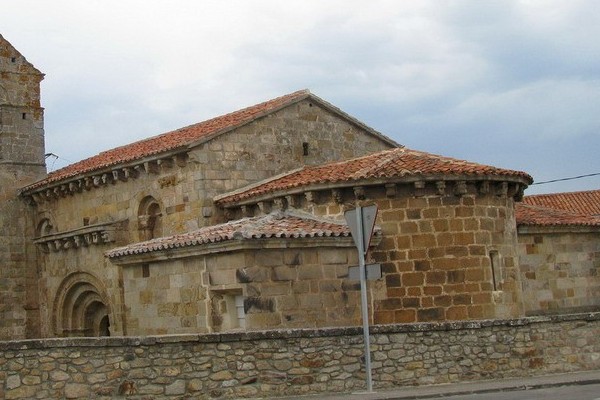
(142, 264, 150, 278)
(302, 142, 309, 156)
(489, 250, 502, 291)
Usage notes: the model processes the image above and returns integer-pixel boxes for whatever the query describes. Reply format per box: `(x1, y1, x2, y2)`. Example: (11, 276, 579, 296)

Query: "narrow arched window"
(138, 196, 162, 240)
(37, 218, 54, 237)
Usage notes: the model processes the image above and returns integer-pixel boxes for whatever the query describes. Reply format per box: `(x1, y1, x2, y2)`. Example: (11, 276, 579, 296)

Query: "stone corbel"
(385, 183, 396, 198)
(240, 205, 251, 217)
(305, 191, 316, 204)
(174, 153, 188, 168)
(479, 181, 490, 195)
(497, 182, 508, 197)
(224, 208, 235, 221)
(414, 181, 426, 197)
(285, 195, 297, 209)
(353, 186, 365, 200)
(514, 184, 525, 201)
(158, 158, 173, 170)
(257, 201, 269, 215)
(123, 167, 133, 180)
(92, 176, 102, 187)
(144, 161, 159, 174)
(34, 221, 123, 253)
(332, 189, 343, 203)
(32, 193, 44, 204)
(454, 181, 467, 196)
(273, 198, 285, 211)
(436, 181, 446, 196)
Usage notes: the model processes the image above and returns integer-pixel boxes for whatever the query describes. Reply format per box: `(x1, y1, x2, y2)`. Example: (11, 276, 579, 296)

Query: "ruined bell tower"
(0, 34, 47, 340)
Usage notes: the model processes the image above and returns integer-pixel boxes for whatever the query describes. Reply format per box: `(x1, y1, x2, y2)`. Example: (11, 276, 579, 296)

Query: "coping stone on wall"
(1, 313, 598, 351)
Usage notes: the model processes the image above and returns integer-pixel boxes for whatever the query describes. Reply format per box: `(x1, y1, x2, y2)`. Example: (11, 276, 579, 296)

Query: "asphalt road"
(439, 383, 600, 400)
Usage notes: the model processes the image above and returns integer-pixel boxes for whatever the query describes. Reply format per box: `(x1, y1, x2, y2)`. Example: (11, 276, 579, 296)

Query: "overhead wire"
(531, 172, 600, 185)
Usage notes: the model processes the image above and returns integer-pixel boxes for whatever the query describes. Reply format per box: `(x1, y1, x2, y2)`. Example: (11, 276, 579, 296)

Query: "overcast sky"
(2, 1, 599, 195)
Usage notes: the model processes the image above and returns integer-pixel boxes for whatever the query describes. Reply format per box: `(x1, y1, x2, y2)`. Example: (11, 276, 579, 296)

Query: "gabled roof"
(105, 211, 354, 259)
(215, 147, 533, 207)
(22, 90, 398, 192)
(516, 189, 600, 227)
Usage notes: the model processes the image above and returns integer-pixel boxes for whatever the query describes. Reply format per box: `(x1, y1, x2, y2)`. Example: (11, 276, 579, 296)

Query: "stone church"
(1, 34, 598, 341)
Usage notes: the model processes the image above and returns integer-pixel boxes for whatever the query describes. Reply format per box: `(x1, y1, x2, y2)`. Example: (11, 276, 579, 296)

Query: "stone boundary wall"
(1, 313, 599, 399)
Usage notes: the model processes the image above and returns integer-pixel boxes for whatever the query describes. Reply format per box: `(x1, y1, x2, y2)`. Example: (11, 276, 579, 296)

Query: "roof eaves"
(215, 173, 532, 208)
(19, 146, 190, 195)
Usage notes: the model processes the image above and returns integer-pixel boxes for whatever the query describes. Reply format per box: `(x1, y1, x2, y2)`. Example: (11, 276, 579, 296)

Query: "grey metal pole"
(356, 206, 373, 392)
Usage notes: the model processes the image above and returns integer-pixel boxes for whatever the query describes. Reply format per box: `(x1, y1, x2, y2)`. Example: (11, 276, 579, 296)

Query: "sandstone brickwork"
(315, 185, 523, 323)
(519, 229, 600, 315)
(22, 98, 393, 338)
(121, 244, 365, 335)
(0, 314, 599, 399)
(0, 35, 46, 340)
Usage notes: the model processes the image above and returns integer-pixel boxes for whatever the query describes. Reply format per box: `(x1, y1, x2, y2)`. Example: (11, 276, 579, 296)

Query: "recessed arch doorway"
(53, 272, 112, 337)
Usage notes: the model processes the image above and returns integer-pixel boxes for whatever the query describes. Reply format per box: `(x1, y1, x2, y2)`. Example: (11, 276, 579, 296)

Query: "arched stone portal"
(53, 272, 112, 337)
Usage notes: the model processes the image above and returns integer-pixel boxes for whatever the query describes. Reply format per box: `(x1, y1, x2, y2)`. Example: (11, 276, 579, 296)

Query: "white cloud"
(1, 0, 599, 192)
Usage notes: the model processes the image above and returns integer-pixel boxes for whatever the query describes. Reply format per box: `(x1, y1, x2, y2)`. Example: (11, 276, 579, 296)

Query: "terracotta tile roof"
(215, 147, 533, 206)
(516, 203, 600, 227)
(23, 90, 313, 191)
(106, 211, 355, 258)
(516, 189, 600, 227)
(522, 189, 600, 216)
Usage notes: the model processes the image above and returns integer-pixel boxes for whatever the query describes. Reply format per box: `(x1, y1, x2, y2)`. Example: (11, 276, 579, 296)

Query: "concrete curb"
(280, 370, 600, 400)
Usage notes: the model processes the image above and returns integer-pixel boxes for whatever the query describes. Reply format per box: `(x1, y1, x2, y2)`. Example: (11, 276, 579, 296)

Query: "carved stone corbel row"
(35, 225, 117, 253)
(24, 152, 189, 205)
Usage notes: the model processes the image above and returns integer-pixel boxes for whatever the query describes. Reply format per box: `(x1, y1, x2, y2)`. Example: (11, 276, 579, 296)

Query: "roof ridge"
(350, 147, 406, 178)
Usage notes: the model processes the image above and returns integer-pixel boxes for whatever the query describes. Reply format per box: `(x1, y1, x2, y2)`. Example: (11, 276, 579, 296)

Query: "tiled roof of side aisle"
(24, 89, 396, 192)
(106, 211, 359, 259)
(522, 189, 600, 217)
(516, 189, 600, 227)
(215, 147, 533, 206)
(515, 203, 600, 226)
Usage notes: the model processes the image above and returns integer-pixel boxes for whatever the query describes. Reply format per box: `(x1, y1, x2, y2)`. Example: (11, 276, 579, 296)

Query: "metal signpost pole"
(355, 206, 373, 393)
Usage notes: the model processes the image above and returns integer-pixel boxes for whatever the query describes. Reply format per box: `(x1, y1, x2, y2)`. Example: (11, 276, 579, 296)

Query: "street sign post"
(344, 205, 378, 393)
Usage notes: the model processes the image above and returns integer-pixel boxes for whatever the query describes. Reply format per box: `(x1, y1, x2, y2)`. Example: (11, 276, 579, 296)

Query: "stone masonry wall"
(121, 244, 364, 335)
(31, 99, 393, 338)
(1, 313, 599, 399)
(0, 35, 46, 340)
(519, 229, 600, 315)
(291, 181, 523, 323)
